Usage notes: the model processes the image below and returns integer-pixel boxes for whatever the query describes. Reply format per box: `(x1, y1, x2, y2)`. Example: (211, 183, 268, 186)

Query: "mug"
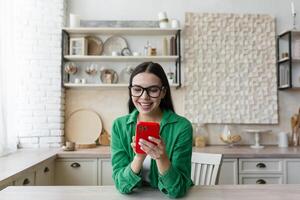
(74, 78, 80, 84)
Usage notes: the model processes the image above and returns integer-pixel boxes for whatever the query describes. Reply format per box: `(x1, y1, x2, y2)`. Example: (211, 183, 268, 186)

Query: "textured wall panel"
(184, 13, 278, 124)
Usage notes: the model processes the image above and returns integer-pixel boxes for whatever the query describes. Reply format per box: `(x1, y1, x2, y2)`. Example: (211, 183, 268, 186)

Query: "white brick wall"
(15, 0, 67, 148)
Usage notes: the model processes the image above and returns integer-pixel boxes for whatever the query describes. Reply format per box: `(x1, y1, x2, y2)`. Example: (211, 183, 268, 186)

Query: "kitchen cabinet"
(35, 159, 55, 185)
(0, 180, 12, 191)
(61, 27, 182, 88)
(54, 158, 98, 185)
(14, 171, 35, 186)
(98, 158, 114, 185)
(285, 159, 300, 184)
(218, 159, 238, 185)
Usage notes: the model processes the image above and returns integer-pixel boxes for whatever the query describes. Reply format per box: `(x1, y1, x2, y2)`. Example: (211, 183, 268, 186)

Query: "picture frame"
(69, 37, 88, 55)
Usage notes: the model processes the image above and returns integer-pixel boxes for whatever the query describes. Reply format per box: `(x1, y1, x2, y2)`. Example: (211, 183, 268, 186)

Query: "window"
(0, 0, 17, 156)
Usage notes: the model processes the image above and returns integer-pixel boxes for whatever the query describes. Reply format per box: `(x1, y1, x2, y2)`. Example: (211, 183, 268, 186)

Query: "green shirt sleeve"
(157, 120, 194, 198)
(111, 119, 142, 194)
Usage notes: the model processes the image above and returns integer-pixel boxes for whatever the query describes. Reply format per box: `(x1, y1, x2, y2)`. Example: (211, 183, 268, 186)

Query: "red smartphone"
(135, 121, 160, 154)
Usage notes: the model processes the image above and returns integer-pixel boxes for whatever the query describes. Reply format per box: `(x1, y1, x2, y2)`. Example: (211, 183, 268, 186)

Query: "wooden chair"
(191, 152, 223, 185)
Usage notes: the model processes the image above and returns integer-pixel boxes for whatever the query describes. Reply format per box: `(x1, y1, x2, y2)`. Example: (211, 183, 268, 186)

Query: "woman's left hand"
(138, 137, 167, 160)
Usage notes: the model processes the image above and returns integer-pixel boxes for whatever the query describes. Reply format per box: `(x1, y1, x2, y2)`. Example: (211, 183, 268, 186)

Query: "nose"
(140, 89, 150, 99)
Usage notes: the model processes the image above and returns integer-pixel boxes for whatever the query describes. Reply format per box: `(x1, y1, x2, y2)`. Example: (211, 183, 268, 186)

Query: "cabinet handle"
(44, 167, 50, 173)
(70, 162, 81, 168)
(256, 179, 266, 184)
(256, 163, 266, 168)
(23, 178, 30, 186)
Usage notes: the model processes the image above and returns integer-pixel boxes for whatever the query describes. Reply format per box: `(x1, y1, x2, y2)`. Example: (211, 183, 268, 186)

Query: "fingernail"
(139, 139, 144, 142)
(138, 142, 142, 146)
(148, 136, 152, 140)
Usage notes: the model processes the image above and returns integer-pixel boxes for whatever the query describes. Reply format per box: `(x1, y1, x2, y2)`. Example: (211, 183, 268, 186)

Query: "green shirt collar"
(126, 109, 178, 126)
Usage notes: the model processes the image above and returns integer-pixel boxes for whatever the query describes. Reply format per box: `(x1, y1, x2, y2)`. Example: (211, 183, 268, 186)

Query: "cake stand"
(245, 129, 271, 149)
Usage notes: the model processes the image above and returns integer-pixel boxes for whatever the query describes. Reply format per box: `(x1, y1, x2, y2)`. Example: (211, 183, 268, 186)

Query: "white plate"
(103, 36, 128, 56)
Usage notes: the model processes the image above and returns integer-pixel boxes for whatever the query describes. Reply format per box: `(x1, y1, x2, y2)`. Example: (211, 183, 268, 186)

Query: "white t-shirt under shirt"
(142, 155, 151, 183)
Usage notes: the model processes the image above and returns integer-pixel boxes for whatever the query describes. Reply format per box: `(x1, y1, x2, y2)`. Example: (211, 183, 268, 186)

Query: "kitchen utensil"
(99, 129, 110, 146)
(65, 109, 103, 148)
(86, 36, 103, 55)
(103, 36, 128, 56)
(291, 114, 298, 146)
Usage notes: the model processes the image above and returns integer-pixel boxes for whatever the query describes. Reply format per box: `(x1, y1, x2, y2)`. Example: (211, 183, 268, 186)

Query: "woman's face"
(131, 72, 165, 115)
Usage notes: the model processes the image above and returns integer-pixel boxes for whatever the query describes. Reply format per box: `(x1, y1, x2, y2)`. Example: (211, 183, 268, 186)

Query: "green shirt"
(111, 109, 194, 198)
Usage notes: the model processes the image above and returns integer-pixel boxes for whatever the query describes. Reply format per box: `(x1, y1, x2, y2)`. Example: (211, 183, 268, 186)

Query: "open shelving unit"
(277, 30, 300, 90)
(61, 27, 182, 88)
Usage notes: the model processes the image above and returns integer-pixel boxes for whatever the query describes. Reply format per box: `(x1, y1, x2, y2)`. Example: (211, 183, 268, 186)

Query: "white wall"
(16, 0, 66, 148)
(66, 0, 300, 145)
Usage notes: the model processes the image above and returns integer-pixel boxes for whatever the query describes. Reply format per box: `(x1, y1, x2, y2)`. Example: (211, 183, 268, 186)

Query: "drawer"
(239, 159, 283, 173)
(239, 174, 283, 184)
(14, 172, 35, 186)
(54, 158, 97, 185)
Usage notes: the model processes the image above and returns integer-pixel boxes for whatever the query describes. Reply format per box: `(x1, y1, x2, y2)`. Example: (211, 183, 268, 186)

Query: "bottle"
(162, 37, 168, 56)
(144, 41, 151, 56)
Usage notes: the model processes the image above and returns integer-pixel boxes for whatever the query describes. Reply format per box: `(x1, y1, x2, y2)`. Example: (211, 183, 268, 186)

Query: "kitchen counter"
(193, 145, 300, 158)
(1, 184, 300, 200)
(2, 145, 300, 184)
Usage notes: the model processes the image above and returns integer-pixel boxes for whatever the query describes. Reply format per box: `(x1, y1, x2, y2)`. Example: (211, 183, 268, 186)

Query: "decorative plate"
(65, 109, 103, 145)
(103, 36, 128, 56)
(86, 36, 103, 55)
(100, 69, 119, 84)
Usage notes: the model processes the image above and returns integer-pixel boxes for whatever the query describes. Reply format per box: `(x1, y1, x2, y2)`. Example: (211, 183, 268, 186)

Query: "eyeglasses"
(129, 85, 164, 98)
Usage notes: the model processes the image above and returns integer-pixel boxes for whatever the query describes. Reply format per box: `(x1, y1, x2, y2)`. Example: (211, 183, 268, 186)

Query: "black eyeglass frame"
(128, 85, 165, 98)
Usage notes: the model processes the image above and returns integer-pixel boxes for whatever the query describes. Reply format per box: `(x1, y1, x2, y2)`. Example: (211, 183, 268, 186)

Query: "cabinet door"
(285, 159, 300, 184)
(239, 174, 283, 184)
(54, 158, 97, 185)
(98, 159, 114, 185)
(14, 172, 35, 186)
(0, 180, 13, 190)
(218, 159, 238, 185)
(35, 160, 55, 185)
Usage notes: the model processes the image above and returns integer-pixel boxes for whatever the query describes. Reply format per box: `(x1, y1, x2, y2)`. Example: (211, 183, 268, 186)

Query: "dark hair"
(128, 62, 175, 113)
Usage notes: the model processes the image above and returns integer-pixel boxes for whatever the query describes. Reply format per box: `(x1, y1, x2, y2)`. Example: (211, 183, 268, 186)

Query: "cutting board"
(65, 109, 103, 148)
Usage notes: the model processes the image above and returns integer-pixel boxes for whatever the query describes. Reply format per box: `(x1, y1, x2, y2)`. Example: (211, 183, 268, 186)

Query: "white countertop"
(0, 148, 58, 182)
(1, 185, 300, 200)
(2, 145, 300, 184)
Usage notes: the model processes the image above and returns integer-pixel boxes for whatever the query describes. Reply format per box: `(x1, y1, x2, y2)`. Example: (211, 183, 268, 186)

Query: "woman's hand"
(139, 136, 170, 174)
(131, 136, 147, 160)
(138, 136, 167, 160)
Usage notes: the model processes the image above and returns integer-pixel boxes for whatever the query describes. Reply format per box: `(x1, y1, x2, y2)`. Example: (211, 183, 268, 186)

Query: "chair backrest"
(191, 152, 223, 185)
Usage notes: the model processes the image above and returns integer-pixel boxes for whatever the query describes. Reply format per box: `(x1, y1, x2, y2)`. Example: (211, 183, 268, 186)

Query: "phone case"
(135, 121, 160, 154)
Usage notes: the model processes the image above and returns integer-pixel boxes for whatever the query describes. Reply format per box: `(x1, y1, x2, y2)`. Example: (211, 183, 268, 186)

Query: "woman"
(111, 62, 193, 198)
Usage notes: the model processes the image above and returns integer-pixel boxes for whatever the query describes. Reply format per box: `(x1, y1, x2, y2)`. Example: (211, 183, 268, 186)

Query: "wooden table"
(1, 185, 300, 200)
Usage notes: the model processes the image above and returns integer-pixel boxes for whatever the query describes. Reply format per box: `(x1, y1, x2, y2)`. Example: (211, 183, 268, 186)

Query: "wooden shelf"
(278, 57, 289, 63)
(64, 55, 179, 62)
(64, 83, 180, 89)
(63, 27, 179, 35)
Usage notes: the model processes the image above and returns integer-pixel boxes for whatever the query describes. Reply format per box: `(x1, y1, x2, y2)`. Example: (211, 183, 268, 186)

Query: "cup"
(74, 78, 80, 84)
(81, 78, 86, 84)
(278, 132, 289, 148)
(66, 141, 75, 150)
(69, 13, 80, 27)
(158, 12, 168, 21)
(111, 51, 118, 56)
(132, 52, 140, 56)
(171, 19, 180, 29)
